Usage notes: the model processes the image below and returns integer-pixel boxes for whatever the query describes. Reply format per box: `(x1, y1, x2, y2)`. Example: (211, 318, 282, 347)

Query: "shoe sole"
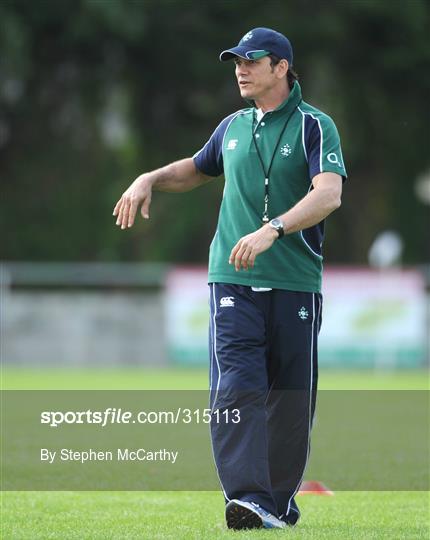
(225, 501, 263, 530)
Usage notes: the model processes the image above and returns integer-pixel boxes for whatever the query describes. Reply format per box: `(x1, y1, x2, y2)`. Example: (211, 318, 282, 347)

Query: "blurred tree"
(0, 0, 429, 264)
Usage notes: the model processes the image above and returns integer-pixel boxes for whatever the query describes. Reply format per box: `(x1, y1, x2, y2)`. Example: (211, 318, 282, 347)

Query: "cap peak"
(219, 27, 293, 65)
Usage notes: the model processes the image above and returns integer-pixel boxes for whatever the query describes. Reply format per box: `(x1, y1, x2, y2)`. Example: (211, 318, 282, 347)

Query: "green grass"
(2, 491, 428, 539)
(1, 367, 429, 539)
(2, 367, 429, 390)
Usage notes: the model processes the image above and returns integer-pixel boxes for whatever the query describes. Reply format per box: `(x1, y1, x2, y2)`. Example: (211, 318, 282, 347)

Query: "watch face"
(270, 218, 284, 238)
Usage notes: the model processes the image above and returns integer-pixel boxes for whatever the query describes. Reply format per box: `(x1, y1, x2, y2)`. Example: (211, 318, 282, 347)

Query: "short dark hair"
(268, 54, 299, 90)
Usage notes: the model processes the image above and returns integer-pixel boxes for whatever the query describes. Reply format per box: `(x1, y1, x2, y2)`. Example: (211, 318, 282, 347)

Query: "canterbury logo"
(227, 139, 238, 150)
(220, 296, 235, 307)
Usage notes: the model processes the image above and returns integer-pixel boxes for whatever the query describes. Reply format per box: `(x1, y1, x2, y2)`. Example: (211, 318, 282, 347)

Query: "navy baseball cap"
(219, 27, 293, 65)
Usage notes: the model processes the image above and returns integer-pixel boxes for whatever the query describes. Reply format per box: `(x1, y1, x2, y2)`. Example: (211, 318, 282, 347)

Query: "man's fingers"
(238, 245, 253, 270)
(234, 243, 249, 271)
(127, 200, 139, 228)
(229, 239, 244, 264)
(121, 202, 130, 229)
(115, 194, 151, 229)
(229, 242, 241, 266)
(228, 239, 242, 266)
(141, 193, 152, 220)
(113, 199, 122, 217)
(234, 247, 243, 271)
(229, 238, 254, 271)
(114, 178, 152, 230)
(228, 229, 274, 269)
(248, 252, 256, 268)
(117, 195, 131, 229)
(116, 201, 124, 227)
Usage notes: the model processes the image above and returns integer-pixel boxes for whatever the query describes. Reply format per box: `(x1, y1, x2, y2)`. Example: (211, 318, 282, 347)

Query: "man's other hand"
(229, 225, 278, 271)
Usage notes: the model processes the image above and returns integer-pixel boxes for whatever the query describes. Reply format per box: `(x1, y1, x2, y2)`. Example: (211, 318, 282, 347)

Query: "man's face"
(234, 56, 280, 101)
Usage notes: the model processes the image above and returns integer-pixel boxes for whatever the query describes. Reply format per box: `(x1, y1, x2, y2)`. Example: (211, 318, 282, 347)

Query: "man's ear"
(276, 59, 289, 78)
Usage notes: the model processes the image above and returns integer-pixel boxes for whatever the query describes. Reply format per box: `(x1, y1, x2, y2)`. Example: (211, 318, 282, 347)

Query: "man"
(113, 27, 346, 530)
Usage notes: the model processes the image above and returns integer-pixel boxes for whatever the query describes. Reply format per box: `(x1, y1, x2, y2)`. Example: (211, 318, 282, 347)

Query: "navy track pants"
(209, 283, 322, 519)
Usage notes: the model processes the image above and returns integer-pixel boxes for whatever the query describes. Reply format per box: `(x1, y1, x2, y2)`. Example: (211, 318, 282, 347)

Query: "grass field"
(2, 367, 429, 390)
(2, 490, 428, 539)
(1, 367, 429, 539)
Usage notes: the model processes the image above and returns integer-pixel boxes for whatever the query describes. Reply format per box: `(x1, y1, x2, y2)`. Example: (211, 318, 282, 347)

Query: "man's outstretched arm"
(113, 158, 213, 229)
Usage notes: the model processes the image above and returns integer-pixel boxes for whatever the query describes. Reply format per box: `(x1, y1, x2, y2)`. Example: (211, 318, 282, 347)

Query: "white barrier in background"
(2, 291, 166, 366)
(1, 263, 168, 366)
(320, 268, 426, 367)
(1, 263, 427, 368)
(165, 267, 428, 368)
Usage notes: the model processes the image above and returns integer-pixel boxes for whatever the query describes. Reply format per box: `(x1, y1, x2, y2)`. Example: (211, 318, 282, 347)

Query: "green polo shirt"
(193, 82, 347, 293)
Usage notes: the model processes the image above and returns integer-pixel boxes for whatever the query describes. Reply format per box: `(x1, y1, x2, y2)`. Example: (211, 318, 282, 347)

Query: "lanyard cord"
(252, 101, 301, 222)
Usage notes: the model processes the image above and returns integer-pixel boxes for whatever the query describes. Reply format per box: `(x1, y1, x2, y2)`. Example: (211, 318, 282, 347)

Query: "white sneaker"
(225, 499, 287, 530)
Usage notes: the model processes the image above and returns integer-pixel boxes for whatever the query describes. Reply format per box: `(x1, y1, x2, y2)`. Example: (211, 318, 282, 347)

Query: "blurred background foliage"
(1, 0, 429, 264)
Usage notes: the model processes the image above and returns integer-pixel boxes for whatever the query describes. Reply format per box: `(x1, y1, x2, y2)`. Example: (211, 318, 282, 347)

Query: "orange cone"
(298, 480, 334, 495)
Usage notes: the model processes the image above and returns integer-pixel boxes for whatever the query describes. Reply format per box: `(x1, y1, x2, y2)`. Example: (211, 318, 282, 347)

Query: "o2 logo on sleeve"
(327, 152, 343, 168)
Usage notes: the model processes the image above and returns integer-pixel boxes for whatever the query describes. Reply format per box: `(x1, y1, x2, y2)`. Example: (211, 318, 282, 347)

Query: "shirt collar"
(250, 81, 302, 116)
(270, 81, 302, 115)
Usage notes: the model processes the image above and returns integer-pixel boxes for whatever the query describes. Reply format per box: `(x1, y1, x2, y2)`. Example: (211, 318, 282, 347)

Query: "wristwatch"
(269, 218, 285, 239)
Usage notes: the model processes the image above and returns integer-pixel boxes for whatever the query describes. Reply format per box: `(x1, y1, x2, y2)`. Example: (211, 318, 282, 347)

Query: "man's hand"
(113, 175, 153, 229)
(229, 225, 278, 271)
(113, 159, 213, 230)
